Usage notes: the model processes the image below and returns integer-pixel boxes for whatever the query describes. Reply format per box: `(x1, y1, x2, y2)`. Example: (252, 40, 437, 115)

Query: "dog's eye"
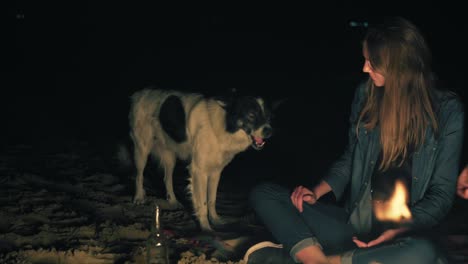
(247, 112, 256, 120)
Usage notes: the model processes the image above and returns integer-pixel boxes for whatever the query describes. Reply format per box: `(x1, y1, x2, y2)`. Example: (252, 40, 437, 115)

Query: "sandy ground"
(0, 141, 268, 264)
(1, 140, 468, 264)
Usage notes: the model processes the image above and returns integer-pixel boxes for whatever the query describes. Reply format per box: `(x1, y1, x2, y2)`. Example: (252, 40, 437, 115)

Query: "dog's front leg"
(131, 133, 151, 204)
(189, 164, 213, 232)
(207, 169, 223, 224)
(207, 169, 239, 227)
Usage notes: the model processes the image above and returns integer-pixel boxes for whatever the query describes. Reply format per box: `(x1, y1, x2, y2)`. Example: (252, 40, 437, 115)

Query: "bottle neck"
(155, 206, 161, 231)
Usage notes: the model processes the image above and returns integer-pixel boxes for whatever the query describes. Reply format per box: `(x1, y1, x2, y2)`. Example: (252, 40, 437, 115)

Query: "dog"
(128, 87, 273, 231)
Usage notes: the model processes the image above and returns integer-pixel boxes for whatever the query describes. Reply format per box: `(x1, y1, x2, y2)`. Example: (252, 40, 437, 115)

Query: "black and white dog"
(129, 88, 273, 231)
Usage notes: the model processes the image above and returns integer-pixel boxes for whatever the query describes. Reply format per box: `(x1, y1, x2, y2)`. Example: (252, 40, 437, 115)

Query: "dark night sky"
(6, 2, 468, 175)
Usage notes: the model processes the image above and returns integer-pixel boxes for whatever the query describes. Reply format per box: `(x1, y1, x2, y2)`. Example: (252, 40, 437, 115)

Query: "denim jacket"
(323, 82, 465, 231)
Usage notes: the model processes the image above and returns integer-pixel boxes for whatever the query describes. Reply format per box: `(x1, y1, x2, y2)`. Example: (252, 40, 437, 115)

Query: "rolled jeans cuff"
(290, 237, 322, 263)
(340, 249, 355, 264)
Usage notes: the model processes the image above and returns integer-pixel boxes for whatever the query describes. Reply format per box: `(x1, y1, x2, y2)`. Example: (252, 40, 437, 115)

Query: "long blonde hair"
(358, 17, 438, 171)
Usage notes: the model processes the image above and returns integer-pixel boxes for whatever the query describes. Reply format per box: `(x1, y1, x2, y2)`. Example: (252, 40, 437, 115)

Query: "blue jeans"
(250, 182, 445, 264)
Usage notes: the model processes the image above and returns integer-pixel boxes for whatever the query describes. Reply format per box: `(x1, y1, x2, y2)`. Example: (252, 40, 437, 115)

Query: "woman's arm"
(312, 180, 332, 200)
(290, 181, 332, 213)
(410, 97, 465, 229)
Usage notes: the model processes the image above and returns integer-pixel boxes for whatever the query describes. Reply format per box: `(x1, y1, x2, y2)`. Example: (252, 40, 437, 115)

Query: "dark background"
(6, 2, 468, 189)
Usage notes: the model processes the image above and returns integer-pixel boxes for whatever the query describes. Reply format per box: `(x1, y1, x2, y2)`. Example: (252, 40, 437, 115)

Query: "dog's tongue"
(253, 136, 264, 144)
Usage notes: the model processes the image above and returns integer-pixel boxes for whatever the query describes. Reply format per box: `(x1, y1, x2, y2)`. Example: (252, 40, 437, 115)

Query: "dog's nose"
(262, 125, 273, 138)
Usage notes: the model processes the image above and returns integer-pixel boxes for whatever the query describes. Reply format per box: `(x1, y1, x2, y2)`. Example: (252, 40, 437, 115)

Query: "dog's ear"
(216, 99, 228, 109)
(214, 94, 230, 109)
(214, 87, 237, 109)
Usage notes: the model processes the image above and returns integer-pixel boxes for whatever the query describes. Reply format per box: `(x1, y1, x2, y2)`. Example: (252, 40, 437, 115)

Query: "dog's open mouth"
(251, 136, 266, 150)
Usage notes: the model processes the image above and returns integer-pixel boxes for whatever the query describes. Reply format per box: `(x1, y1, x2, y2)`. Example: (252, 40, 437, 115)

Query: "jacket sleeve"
(323, 83, 366, 200)
(410, 96, 465, 229)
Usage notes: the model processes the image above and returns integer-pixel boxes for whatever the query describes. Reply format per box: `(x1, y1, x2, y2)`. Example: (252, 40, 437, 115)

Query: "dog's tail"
(111, 137, 135, 179)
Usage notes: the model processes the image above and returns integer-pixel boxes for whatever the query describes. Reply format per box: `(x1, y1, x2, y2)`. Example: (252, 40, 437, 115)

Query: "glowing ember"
(373, 179, 412, 222)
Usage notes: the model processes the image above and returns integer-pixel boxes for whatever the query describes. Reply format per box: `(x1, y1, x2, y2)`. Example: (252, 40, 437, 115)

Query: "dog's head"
(219, 95, 273, 150)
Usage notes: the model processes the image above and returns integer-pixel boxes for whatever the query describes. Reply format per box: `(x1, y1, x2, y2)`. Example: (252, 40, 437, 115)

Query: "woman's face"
(362, 47, 386, 87)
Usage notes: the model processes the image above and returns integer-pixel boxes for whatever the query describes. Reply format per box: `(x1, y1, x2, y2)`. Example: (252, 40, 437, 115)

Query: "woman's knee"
(249, 182, 276, 202)
(403, 238, 439, 263)
(387, 238, 439, 264)
(249, 182, 287, 208)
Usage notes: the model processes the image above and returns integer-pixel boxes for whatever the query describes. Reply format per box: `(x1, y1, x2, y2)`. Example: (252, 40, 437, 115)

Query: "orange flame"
(373, 179, 412, 222)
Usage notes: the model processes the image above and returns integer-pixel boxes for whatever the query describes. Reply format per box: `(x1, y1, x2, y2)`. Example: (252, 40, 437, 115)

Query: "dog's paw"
(153, 199, 184, 210)
(154, 199, 184, 211)
(199, 222, 215, 233)
(210, 215, 240, 227)
(133, 191, 146, 205)
(168, 200, 184, 210)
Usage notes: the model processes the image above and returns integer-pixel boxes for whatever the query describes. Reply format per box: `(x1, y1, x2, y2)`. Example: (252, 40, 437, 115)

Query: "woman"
(247, 17, 464, 264)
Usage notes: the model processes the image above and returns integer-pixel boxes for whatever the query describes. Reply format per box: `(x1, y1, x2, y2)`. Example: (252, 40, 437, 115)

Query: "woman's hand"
(291, 185, 317, 212)
(352, 228, 408, 248)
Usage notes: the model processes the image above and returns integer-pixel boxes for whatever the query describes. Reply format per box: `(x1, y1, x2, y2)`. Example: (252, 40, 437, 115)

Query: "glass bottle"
(146, 204, 170, 264)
